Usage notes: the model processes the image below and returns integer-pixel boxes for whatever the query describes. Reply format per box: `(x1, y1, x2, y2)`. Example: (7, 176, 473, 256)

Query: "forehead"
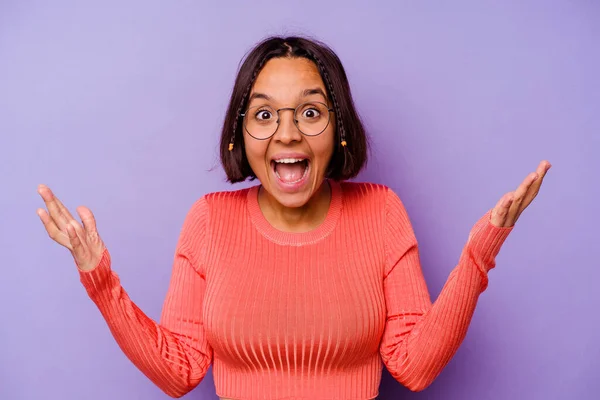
(251, 57, 325, 95)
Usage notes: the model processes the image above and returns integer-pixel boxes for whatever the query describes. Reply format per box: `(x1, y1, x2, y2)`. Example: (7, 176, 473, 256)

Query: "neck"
(258, 180, 332, 233)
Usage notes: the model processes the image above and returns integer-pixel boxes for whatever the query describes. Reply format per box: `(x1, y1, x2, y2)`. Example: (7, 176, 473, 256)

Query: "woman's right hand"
(37, 184, 106, 272)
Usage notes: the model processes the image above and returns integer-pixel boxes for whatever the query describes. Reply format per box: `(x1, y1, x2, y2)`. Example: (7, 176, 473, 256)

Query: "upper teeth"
(275, 158, 304, 163)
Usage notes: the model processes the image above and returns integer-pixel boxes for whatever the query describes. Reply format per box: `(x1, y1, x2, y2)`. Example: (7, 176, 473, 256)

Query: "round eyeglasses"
(240, 101, 334, 140)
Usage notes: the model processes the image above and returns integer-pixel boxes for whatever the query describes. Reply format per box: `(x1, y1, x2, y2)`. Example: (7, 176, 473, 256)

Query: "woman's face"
(243, 57, 335, 209)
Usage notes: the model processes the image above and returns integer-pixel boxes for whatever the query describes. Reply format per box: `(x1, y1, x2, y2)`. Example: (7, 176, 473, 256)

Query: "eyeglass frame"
(239, 101, 335, 141)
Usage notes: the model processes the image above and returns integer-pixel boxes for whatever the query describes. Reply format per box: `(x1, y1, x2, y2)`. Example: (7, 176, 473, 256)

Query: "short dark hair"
(219, 36, 368, 183)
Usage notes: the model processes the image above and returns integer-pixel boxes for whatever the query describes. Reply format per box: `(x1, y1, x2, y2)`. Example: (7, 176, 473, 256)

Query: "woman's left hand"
(490, 160, 552, 228)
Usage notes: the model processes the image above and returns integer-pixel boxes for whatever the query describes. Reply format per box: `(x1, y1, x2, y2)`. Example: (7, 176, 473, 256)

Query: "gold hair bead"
(341, 140, 347, 147)
(228, 143, 234, 151)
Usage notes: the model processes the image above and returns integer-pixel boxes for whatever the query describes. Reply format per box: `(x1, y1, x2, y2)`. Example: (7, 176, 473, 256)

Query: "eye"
(301, 107, 321, 119)
(255, 109, 273, 121)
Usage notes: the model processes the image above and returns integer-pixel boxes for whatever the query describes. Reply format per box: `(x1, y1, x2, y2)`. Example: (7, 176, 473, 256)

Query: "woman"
(37, 36, 550, 399)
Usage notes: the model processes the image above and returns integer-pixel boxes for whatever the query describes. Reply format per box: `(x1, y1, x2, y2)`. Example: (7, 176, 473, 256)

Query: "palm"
(37, 185, 105, 271)
(490, 160, 551, 228)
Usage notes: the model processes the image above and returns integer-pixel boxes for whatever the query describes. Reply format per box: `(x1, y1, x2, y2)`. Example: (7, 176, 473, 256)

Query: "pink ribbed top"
(79, 180, 512, 399)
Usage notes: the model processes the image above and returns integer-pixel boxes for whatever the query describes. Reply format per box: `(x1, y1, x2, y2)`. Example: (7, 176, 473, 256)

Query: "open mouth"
(270, 158, 310, 185)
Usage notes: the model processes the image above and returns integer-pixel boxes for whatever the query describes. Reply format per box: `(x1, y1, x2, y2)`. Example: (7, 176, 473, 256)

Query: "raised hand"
(37, 185, 105, 271)
(490, 160, 551, 228)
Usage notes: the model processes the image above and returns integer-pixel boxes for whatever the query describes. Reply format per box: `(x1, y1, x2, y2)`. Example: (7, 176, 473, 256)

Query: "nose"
(273, 108, 302, 144)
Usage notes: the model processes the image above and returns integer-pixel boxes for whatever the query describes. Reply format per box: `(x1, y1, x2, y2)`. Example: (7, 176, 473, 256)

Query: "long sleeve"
(379, 188, 513, 392)
(78, 197, 213, 398)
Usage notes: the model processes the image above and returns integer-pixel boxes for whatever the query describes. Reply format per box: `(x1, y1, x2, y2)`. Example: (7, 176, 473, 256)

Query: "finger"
(54, 196, 76, 222)
(37, 185, 70, 231)
(76, 206, 98, 235)
(37, 208, 72, 249)
(66, 221, 88, 263)
(505, 172, 539, 226)
(491, 192, 514, 227)
(519, 160, 551, 213)
(70, 217, 87, 243)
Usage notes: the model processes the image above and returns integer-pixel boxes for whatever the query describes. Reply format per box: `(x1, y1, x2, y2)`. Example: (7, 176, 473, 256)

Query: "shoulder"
(183, 186, 253, 225)
(339, 180, 411, 225)
(339, 180, 400, 207)
(177, 186, 252, 252)
(203, 186, 251, 208)
(339, 181, 407, 226)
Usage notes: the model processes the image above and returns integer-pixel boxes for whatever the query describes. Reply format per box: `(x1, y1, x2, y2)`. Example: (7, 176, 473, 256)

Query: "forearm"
(79, 249, 210, 398)
(383, 251, 486, 391)
(381, 210, 512, 391)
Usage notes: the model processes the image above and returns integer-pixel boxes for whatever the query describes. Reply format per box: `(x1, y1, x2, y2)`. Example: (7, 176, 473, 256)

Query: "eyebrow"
(248, 92, 271, 103)
(247, 88, 328, 105)
(301, 88, 328, 100)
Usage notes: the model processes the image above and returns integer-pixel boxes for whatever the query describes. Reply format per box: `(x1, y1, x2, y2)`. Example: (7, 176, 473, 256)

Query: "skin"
(243, 57, 336, 233)
(36, 56, 551, 400)
(36, 159, 551, 271)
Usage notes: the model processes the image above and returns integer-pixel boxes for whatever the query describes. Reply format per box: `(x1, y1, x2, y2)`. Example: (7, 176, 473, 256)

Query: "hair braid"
(220, 36, 367, 183)
(230, 56, 270, 148)
(305, 50, 350, 174)
(309, 53, 346, 143)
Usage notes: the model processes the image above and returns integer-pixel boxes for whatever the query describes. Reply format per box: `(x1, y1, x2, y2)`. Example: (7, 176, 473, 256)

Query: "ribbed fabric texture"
(78, 180, 512, 399)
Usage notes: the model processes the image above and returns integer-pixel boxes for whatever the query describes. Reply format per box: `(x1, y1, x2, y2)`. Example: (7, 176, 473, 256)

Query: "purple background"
(1, 1, 598, 399)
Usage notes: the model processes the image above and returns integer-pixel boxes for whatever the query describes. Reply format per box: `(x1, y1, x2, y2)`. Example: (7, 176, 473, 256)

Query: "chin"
(251, 151, 329, 208)
(269, 188, 314, 209)
(261, 165, 325, 209)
